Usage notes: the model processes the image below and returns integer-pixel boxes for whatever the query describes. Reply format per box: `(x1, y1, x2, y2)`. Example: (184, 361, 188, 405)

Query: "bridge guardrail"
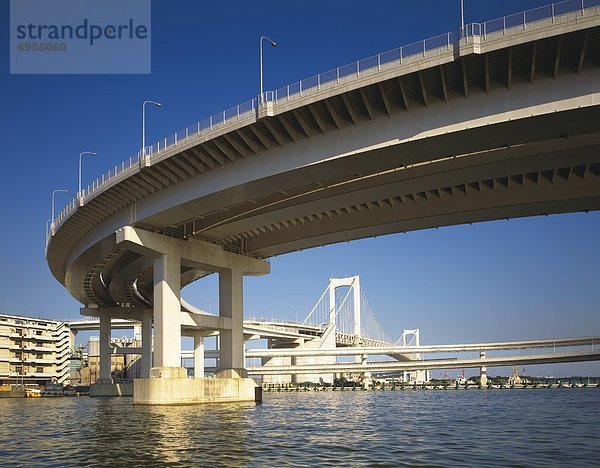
(48, 0, 600, 246)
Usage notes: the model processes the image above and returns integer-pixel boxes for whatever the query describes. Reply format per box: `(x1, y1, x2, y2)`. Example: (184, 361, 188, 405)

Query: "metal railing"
(48, 0, 600, 244)
(245, 316, 315, 329)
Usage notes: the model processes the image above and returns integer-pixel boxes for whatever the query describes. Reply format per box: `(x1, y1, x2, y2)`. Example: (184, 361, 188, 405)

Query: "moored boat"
(24, 387, 42, 398)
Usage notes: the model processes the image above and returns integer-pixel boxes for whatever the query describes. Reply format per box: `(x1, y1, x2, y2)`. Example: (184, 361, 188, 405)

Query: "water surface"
(1, 389, 598, 466)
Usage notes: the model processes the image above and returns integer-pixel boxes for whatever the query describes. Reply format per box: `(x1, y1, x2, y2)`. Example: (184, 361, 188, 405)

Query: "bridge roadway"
(67, 317, 393, 347)
(245, 335, 600, 357)
(72, 315, 599, 379)
(45, 3, 600, 402)
(245, 350, 600, 376)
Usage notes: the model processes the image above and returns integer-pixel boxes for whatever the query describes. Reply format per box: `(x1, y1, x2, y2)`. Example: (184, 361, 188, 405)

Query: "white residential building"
(0, 313, 73, 385)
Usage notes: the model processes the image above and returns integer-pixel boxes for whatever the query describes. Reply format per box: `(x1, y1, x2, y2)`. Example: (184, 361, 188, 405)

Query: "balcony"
(27, 344, 54, 353)
(9, 342, 55, 352)
(28, 357, 56, 365)
(28, 334, 55, 342)
(28, 371, 55, 378)
(10, 354, 56, 363)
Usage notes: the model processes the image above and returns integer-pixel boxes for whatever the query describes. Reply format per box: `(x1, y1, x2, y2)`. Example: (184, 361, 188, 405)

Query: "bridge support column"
(90, 312, 134, 397)
(480, 366, 488, 387)
(480, 351, 488, 387)
(194, 333, 205, 379)
(69, 329, 78, 355)
(217, 269, 246, 377)
(116, 226, 269, 404)
(98, 313, 113, 384)
(140, 310, 153, 379)
(150, 252, 186, 378)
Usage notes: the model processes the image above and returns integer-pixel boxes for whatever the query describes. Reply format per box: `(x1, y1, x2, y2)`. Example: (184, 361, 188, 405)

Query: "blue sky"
(1, 0, 598, 376)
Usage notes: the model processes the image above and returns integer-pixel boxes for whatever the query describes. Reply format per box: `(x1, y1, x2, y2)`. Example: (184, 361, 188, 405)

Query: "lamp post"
(51, 189, 68, 224)
(141, 100, 162, 167)
(460, 0, 465, 38)
(259, 36, 277, 103)
(50, 189, 68, 236)
(78, 151, 98, 200)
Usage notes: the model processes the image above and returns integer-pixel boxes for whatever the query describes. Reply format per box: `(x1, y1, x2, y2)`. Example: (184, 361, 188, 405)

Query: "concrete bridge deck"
(247, 350, 600, 376)
(246, 336, 600, 357)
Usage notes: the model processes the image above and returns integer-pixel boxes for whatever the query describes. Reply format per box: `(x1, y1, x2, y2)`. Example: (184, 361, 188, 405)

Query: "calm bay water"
(0, 389, 599, 466)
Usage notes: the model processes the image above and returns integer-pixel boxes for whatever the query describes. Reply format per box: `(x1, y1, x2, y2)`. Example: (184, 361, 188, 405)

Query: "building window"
(36, 367, 43, 373)
(36, 330, 42, 335)
(37, 354, 44, 359)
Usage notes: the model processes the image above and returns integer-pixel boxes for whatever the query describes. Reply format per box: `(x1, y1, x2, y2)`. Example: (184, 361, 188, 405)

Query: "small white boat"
(24, 387, 42, 398)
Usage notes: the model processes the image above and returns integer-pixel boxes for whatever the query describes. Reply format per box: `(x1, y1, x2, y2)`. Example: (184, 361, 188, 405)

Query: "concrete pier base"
(480, 366, 488, 387)
(133, 377, 261, 405)
(90, 382, 133, 397)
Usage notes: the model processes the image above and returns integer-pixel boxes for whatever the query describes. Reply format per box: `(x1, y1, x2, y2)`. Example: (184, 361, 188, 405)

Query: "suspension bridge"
(241, 277, 600, 385)
(244, 275, 427, 385)
(250, 275, 397, 347)
(70, 275, 600, 389)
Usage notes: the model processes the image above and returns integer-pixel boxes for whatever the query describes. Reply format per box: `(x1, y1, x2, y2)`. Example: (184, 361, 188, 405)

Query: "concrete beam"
(181, 311, 232, 331)
(530, 41, 537, 83)
(80, 307, 145, 321)
(276, 115, 298, 141)
(577, 30, 588, 74)
(324, 99, 342, 129)
(116, 226, 270, 276)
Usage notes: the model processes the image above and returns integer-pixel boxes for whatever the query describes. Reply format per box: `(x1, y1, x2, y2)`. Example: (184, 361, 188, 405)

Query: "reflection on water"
(0, 390, 599, 466)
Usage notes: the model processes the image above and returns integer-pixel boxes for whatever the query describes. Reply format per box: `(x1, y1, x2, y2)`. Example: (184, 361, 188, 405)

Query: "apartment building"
(0, 313, 73, 385)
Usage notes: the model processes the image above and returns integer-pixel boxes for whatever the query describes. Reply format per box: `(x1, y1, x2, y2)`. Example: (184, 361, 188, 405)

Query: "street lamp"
(51, 189, 68, 222)
(141, 100, 162, 167)
(78, 151, 98, 200)
(259, 36, 277, 103)
(50, 189, 68, 237)
(460, 0, 465, 38)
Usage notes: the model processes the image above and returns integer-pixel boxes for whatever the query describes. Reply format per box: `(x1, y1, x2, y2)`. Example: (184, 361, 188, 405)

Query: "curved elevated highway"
(48, 6, 600, 311)
(45, 3, 600, 402)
